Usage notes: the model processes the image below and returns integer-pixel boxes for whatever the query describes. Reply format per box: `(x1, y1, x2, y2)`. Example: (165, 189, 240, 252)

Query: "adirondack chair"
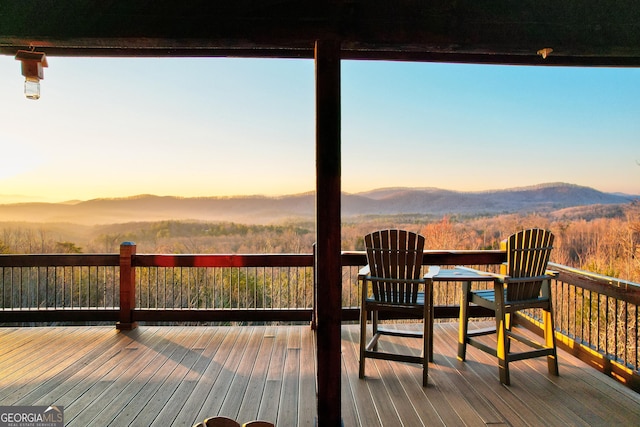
(458, 228, 559, 385)
(359, 229, 431, 386)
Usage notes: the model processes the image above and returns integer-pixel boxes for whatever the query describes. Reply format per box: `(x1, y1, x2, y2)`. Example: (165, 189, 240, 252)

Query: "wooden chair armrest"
(502, 274, 554, 284)
(452, 265, 508, 281)
(453, 266, 557, 283)
(358, 265, 370, 279)
(423, 265, 440, 279)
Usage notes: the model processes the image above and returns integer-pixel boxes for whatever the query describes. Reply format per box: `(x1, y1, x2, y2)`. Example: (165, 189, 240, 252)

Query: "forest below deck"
(1, 202, 639, 283)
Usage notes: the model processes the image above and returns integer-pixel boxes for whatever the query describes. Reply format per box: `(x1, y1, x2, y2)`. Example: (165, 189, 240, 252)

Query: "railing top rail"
(549, 262, 640, 305)
(549, 262, 640, 290)
(134, 253, 315, 268)
(0, 250, 507, 269)
(0, 253, 119, 267)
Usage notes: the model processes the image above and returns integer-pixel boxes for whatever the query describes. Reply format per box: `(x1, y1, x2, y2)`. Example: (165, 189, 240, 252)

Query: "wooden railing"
(0, 253, 120, 323)
(1, 243, 638, 391)
(518, 262, 640, 392)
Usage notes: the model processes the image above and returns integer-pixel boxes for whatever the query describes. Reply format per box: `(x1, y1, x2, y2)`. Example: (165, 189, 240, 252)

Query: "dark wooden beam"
(315, 38, 342, 427)
(116, 242, 137, 330)
(1, 1, 640, 66)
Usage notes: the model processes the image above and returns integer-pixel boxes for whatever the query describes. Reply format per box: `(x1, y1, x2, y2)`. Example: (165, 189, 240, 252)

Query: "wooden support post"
(315, 38, 342, 427)
(311, 243, 317, 330)
(116, 241, 138, 330)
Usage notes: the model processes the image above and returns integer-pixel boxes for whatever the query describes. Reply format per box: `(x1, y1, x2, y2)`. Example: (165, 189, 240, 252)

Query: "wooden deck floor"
(1, 323, 639, 426)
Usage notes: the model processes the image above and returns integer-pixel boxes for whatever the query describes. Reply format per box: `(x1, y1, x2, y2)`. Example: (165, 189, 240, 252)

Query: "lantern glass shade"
(24, 77, 40, 100)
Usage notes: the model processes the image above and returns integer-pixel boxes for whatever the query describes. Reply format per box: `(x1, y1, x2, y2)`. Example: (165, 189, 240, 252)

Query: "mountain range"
(0, 183, 637, 225)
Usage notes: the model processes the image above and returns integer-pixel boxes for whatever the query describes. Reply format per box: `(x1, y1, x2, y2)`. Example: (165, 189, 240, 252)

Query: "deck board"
(128, 328, 208, 426)
(150, 328, 227, 426)
(219, 326, 264, 419)
(3, 328, 99, 404)
(278, 327, 302, 426)
(236, 326, 276, 422)
(0, 323, 638, 426)
(17, 329, 129, 407)
(75, 327, 193, 425)
(341, 327, 383, 426)
(171, 327, 235, 426)
(298, 324, 316, 427)
(194, 326, 250, 422)
(62, 328, 161, 425)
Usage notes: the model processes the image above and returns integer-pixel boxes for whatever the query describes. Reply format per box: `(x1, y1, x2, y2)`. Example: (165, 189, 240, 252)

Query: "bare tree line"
(1, 202, 639, 282)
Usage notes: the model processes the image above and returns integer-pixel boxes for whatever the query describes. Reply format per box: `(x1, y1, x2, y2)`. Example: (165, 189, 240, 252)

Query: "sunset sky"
(1, 55, 639, 203)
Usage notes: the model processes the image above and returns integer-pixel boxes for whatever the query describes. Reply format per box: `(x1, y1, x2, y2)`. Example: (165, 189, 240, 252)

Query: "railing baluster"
(632, 305, 640, 372)
(596, 292, 601, 352)
(587, 290, 592, 347)
(18, 267, 22, 308)
(625, 301, 630, 367)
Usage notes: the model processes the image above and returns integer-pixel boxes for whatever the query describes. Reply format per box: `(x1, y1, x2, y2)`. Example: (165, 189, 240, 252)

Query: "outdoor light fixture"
(15, 49, 48, 100)
(537, 47, 553, 59)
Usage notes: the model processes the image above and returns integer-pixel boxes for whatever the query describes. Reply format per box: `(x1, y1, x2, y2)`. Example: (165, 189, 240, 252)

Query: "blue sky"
(1, 55, 639, 203)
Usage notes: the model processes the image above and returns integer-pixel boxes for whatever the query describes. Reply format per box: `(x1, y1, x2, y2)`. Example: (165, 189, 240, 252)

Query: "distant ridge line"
(0, 182, 637, 225)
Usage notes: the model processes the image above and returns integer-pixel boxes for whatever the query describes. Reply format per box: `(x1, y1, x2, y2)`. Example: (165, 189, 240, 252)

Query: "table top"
(427, 266, 495, 281)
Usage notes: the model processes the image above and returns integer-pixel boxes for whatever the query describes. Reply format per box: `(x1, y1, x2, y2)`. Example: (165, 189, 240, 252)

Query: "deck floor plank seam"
(170, 326, 236, 427)
(106, 327, 205, 425)
(347, 326, 408, 426)
(218, 327, 268, 420)
(16, 327, 130, 406)
(48, 326, 163, 419)
(257, 326, 288, 423)
(297, 325, 317, 427)
(277, 326, 303, 426)
(193, 326, 252, 422)
(128, 327, 209, 426)
(66, 327, 187, 426)
(150, 326, 228, 427)
(235, 326, 277, 424)
(1, 327, 97, 402)
(341, 326, 384, 427)
(0, 326, 59, 357)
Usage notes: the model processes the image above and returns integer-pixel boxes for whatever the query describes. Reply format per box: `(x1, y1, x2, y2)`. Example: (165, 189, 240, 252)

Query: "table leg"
(458, 280, 471, 361)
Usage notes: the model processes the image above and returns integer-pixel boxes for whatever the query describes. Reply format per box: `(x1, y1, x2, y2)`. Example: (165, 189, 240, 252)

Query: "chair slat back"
(364, 229, 425, 304)
(500, 228, 554, 301)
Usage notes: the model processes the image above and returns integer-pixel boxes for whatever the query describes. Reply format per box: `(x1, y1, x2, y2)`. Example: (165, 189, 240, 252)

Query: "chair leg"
(359, 305, 367, 379)
(427, 279, 434, 363)
(495, 304, 510, 385)
(372, 310, 379, 351)
(543, 306, 559, 376)
(457, 281, 471, 361)
(504, 312, 512, 356)
(422, 305, 429, 387)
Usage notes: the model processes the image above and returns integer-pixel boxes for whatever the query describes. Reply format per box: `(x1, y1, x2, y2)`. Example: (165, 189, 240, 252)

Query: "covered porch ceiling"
(1, 0, 640, 66)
